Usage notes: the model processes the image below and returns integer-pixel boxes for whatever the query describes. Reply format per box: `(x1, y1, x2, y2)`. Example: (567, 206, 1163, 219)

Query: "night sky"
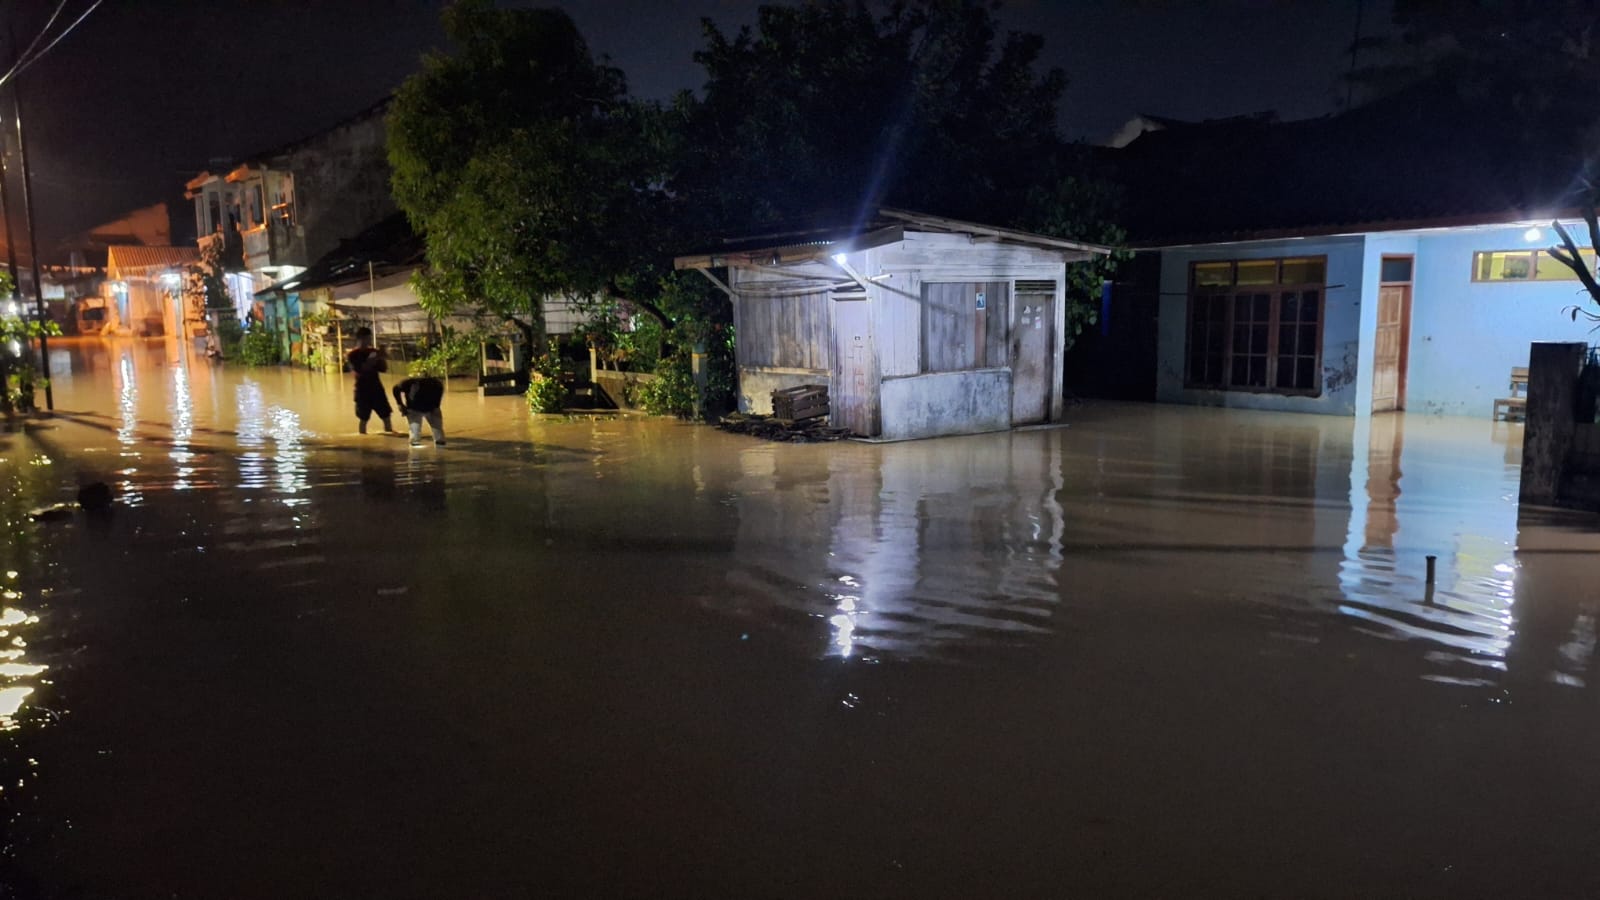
(15, 0, 1392, 250)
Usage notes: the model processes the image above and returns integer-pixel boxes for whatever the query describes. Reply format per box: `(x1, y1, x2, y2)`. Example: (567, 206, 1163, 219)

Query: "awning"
(328, 270, 418, 308)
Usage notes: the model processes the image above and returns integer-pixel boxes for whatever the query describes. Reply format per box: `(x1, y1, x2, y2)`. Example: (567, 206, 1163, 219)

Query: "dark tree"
(387, 1, 671, 354)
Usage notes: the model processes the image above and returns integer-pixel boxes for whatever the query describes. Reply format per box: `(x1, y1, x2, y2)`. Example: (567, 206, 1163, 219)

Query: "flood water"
(1, 336, 1599, 897)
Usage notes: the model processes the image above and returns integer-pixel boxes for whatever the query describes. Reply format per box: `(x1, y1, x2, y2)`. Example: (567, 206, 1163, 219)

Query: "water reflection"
(0, 579, 45, 729)
(725, 436, 1065, 660)
(114, 349, 143, 506)
(235, 379, 311, 499)
(1339, 413, 1522, 677)
(170, 361, 196, 490)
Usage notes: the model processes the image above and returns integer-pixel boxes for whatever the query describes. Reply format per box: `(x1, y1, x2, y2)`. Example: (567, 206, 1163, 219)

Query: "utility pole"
(12, 80, 50, 410)
(0, 114, 19, 306)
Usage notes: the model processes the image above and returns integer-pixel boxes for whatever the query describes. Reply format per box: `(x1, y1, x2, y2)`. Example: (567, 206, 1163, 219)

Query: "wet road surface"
(1, 337, 1599, 898)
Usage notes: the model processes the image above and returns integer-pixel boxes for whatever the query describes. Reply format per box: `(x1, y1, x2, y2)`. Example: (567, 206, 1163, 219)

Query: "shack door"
(1011, 287, 1054, 425)
(831, 299, 874, 435)
(1372, 257, 1413, 413)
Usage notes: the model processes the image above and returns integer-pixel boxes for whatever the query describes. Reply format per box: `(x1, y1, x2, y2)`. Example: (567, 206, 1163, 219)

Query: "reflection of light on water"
(269, 406, 309, 499)
(0, 687, 34, 721)
(116, 352, 138, 445)
(0, 575, 46, 730)
(116, 351, 144, 505)
(170, 363, 195, 490)
(829, 593, 860, 658)
(234, 381, 310, 500)
(1339, 417, 1522, 677)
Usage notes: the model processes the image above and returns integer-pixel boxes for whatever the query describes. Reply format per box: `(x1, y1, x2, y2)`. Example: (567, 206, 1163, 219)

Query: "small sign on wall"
(975, 291, 986, 310)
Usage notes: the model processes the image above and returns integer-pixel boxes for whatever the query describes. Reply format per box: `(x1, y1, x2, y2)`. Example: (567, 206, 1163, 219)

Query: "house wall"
(1406, 224, 1595, 417)
(724, 234, 1076, 436)
(269, 105, 394, 267)
(1156, 235, 1365, 415)
(728, 264, 834, 415)
(879, 369, 1012, 441)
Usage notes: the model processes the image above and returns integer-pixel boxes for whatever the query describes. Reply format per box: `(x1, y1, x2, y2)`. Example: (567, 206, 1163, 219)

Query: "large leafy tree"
(388, 1, 670, 353)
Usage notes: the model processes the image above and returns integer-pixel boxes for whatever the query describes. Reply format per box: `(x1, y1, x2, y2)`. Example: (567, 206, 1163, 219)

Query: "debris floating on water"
(717, 412, 852, 443)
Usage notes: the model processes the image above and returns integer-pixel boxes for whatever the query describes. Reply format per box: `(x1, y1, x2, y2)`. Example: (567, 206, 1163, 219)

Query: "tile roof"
(105, 246, 199, 278)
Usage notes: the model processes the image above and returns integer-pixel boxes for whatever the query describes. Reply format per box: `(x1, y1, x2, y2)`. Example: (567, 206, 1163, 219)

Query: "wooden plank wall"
(920, 281, 1008, 371)
(736, 289, 832, 370)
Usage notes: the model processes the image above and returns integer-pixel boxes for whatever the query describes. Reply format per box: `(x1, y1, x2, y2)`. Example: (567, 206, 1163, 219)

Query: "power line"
(0, 0, 67, 86)
(0, 0, 101, 90)
(5, 0, 102, 86)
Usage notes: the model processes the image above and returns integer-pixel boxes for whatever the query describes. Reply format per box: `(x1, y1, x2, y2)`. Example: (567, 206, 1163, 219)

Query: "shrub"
(412, 331, 480, 378)
(236, 323, 281, 366)
(524, 346, 568, 413)
(214, 317, 244, 356)
(636, 350, 696, 417)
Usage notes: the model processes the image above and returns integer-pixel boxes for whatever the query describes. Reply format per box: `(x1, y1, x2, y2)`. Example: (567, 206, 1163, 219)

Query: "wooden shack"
(675, 209, 1111, 440)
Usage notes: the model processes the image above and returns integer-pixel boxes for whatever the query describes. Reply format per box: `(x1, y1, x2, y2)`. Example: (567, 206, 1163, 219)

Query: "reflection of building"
(723, 433, 1065, 660)
(1338, 415, 1520, 671)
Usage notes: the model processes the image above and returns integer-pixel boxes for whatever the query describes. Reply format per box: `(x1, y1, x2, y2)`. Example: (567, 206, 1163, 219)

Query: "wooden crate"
(772, 384, 829, 422)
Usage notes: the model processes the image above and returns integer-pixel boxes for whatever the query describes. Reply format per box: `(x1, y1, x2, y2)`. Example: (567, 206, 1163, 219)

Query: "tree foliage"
(1348, 0, 1600, 124)
(678, 0, 1077, 233)
(388, 1, 669, 348)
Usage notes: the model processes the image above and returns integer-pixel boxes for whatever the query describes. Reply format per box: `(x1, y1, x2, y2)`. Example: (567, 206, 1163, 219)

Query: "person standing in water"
(345, 326, 394, 434)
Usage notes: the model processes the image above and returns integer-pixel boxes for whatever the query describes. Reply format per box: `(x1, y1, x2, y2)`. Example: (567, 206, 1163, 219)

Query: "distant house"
(102, 246, 200, 337)
(676, 209, 1110, 440)
(183, 99, 395, 335)
(1097, 83, 1600, 418)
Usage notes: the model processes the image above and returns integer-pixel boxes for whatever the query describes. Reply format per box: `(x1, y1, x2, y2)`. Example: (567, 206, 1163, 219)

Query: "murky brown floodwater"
(0, 336, 1597, 898)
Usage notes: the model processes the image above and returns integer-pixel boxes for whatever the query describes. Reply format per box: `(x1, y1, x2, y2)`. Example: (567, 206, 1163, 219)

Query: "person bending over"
(393, 375, 446, 447)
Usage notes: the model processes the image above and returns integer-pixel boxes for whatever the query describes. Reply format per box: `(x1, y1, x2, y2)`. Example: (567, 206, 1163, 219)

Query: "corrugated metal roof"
(106, 246, 199, 278)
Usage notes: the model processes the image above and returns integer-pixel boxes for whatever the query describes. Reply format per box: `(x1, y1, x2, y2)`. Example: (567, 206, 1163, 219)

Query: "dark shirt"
(393, 376, 445, 413)
(346, 347, 387, 400)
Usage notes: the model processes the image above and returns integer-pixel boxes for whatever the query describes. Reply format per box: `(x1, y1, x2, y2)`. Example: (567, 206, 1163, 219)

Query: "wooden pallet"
(772, 384, 829, 422)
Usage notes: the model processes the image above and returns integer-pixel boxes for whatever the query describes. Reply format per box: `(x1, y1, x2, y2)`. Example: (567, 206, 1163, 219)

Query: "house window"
(1472, 248, 1597, 282)
(248, 184, 265, 229)
(1184, 257, 1325, 395)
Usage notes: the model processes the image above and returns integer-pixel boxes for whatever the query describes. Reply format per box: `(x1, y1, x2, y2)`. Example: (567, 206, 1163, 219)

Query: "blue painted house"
(1106, 86, 1599, 418)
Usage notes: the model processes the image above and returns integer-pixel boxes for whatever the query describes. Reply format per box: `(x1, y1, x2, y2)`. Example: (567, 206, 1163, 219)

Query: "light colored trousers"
(404, 409, 445, 444)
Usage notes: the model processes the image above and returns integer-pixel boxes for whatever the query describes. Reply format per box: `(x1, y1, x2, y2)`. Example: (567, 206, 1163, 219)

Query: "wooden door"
(832, 299, 874, 435)
(1011, 291, 1053, 425)
(1371, 284, 1411, 412)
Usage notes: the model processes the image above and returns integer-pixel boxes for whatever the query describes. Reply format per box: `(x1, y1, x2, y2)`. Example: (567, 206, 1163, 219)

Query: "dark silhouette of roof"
(266, 212, 422, 295)
(1110, 80, 1595, 246)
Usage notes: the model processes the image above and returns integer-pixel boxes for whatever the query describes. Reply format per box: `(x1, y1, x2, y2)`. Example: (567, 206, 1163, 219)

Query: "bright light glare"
(832, 253, 848, 265)
(1524, 227, 1543, 242)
